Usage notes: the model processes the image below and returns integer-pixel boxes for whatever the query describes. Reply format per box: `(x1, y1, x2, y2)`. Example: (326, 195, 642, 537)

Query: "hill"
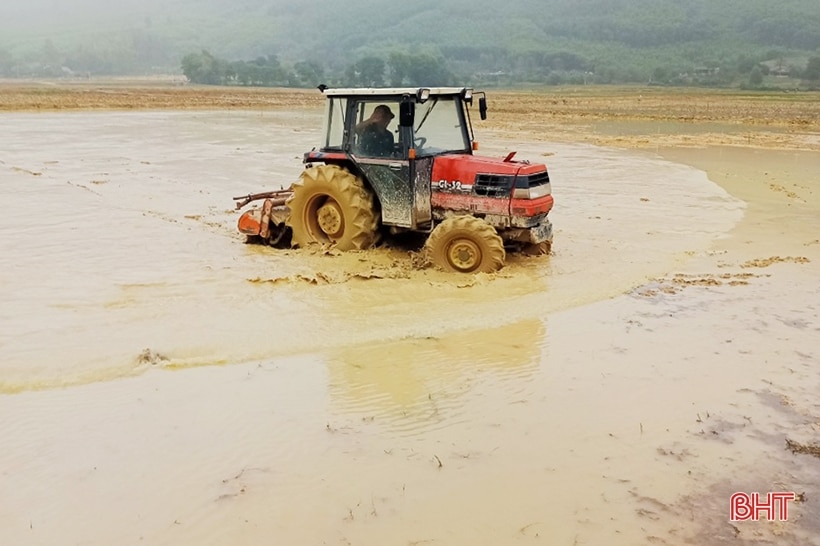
(1, 0, 818, 87)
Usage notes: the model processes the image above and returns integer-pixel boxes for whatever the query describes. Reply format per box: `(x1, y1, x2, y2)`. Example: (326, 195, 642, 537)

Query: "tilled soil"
(4, 79, 818, 154)
(2, 78, 818, 131)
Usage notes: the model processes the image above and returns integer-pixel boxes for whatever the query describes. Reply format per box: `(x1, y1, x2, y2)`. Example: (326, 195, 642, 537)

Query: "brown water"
(1, 110, 819, 545)
(0, 110, 743, 392)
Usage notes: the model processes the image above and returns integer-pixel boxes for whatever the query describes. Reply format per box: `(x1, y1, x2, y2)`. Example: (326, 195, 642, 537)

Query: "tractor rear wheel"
(425, 216, 505, 273)
(286, 165, 379, 250)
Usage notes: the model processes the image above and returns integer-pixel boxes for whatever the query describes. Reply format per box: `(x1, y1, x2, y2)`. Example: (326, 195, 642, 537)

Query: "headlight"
(417, 88, 431, 103)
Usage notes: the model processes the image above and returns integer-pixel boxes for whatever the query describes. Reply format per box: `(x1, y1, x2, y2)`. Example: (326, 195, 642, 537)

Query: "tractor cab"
(306, 87, 485, 230)
(317, 87, 482, 160)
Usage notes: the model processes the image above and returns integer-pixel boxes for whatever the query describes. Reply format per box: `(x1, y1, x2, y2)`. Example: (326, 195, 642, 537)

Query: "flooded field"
(0, 110, 744, 392)
(1, 100, 819, 545)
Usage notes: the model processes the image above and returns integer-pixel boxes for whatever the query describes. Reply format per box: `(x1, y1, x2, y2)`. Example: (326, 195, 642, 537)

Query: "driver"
(355, 105, 395, 157)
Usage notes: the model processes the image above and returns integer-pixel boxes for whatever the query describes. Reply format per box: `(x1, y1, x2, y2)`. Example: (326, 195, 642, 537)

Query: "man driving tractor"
(355, 104, 395, 157)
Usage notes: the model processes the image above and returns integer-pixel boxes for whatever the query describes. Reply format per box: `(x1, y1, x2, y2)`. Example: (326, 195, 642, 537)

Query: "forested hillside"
(1, 0, 819, 87)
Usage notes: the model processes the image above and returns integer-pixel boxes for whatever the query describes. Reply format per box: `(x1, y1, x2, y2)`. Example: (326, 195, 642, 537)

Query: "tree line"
(180, 50, 456, 88)
(3, 39, 819, 90)
(179, 48, 820, 90)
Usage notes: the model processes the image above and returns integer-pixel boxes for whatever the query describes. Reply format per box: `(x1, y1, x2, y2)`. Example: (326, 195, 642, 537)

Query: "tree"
(345, 56, 385, 87)
(386, 52, 453, 86)
(181, 50, 227, 84)
(231, 61, 253, 85)
(748, 66, 764, 86)
(407, 54, 454, 86)
(294, 60, 325, 86)
(387, 52, 411, 86)
(651, 66, 670, 84)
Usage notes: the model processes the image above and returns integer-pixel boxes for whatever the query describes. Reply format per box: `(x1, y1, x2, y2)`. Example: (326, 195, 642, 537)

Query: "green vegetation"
(179, 50, 455, 87)
(2, 0, 819, 89)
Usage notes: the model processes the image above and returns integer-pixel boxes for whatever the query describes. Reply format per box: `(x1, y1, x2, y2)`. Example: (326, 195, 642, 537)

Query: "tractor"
(234, 86, 554, 273)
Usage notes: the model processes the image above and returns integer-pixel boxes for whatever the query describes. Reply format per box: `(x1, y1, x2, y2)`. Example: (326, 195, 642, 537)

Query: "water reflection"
(326, 319, 546, 428)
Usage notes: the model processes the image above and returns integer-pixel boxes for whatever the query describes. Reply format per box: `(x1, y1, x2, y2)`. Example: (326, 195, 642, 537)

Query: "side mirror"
(479, 97, 488, 120)
(400, 101, 415, 127)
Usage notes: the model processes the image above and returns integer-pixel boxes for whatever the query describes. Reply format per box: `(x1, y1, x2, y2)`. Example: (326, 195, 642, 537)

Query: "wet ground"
(1, 107, 819, 545)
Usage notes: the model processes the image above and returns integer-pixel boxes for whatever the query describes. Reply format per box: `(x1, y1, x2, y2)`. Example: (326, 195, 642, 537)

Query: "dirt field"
(1, 79, 819, 545)
(2, 78, 818, 146)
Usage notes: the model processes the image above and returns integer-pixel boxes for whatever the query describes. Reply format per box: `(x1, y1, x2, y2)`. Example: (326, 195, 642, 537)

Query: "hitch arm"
(232, 189, 293, 210)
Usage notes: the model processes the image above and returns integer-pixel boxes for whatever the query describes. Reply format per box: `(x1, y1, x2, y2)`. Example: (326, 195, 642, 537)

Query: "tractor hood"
(430, 153, 547, 186)
(429, 152, 553, 219)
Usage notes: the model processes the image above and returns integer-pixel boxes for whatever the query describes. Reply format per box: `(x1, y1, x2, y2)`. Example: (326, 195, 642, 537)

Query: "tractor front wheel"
(522, 239, 552, 256)
(286, 165, 379, 250)
(425, 216, 505, 273)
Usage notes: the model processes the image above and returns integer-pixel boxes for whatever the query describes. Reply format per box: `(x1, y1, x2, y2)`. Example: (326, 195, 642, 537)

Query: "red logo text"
(730, 492, 795, 522)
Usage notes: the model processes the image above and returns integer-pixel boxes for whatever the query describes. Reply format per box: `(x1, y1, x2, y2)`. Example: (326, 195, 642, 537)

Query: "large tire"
(425, 216, 505, 273)
(286, 165, 379, 250)
(522, 239, 552, 256)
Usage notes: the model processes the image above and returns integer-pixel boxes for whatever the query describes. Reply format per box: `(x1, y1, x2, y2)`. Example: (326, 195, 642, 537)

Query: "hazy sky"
(0, 0, 226, 37)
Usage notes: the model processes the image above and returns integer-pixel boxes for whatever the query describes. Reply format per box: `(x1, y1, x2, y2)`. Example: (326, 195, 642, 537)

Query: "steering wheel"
(414, 136, 427, 149)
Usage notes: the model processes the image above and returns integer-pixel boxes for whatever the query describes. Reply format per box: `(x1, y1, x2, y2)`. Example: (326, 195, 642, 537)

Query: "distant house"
(693, 66, 720, 76)
(475, 71, 507, 79)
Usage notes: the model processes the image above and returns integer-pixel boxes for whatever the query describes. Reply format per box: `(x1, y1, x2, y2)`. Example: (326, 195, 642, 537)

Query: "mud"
(0, 84, 819, 545)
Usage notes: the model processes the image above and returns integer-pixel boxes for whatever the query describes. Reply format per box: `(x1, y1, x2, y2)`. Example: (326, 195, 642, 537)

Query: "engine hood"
(431, 153, 547, 184)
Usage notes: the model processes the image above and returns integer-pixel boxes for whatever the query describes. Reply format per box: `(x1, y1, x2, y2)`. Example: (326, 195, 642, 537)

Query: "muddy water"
(0, 110, 741, 392)
(1, 110, 818, 545)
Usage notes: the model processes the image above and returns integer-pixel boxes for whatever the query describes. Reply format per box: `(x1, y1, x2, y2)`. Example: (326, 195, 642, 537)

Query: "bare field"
(2, 78, 818, 126)
(0, 79, 321, 111)
(494, 86, 820, 126)
(3, 79, 818, 152)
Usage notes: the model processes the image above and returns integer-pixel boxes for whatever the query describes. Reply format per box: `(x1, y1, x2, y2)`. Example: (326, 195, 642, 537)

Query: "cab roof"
(321, 86, 472, 97)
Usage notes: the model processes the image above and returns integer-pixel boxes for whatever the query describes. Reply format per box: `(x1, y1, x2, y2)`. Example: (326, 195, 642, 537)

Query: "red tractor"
(234, 86, 554, 272)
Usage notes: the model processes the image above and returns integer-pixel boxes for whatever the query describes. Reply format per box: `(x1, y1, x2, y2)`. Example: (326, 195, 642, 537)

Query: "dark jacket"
(358, 124, 394, 157)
